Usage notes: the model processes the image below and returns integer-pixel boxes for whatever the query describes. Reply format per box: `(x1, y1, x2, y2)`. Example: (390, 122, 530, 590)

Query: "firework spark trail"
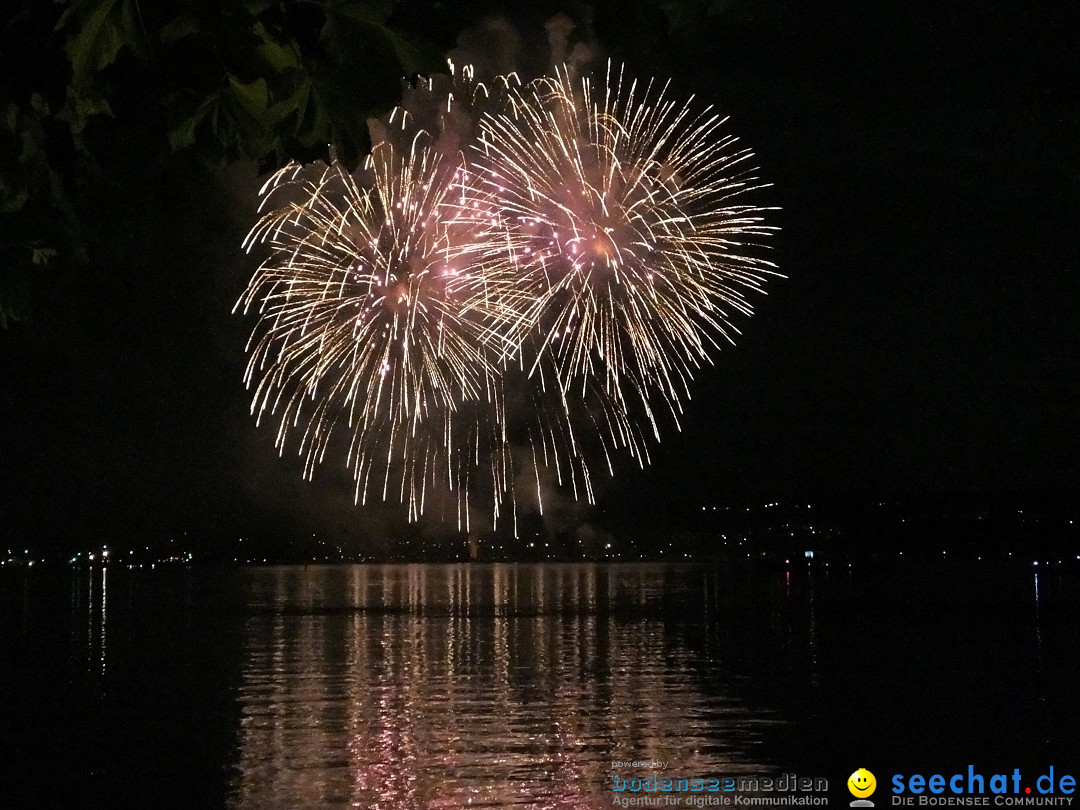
(237, 60, 779, 530)
(373, 60, 523, 176)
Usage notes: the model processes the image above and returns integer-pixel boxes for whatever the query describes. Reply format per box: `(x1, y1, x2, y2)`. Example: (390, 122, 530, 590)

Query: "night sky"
(2, 0, 1078, 549)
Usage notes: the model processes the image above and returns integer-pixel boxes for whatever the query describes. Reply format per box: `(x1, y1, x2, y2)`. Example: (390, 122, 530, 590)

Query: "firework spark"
(372, 60, 523, 168)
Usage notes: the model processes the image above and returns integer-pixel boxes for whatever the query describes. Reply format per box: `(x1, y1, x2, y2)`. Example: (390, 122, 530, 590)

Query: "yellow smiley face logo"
(848, 768, 877, 798)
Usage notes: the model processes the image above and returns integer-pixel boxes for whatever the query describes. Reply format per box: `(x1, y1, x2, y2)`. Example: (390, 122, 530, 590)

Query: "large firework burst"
(238, 139, 514, 527)
(238, 61, 779, 529)
(457, 62, 778, 441)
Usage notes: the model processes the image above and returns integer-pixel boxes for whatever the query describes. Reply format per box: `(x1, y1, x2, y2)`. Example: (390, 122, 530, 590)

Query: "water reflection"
(230, 564, 774, 809)
(70, 565, 108, 674)
(4, 560, 1079, 807)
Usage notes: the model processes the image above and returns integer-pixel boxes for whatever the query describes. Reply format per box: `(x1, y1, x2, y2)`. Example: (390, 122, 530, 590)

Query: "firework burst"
(238, 139, 515, 527)
(238, 61, 779, 531)
(457, 62, 779, 446)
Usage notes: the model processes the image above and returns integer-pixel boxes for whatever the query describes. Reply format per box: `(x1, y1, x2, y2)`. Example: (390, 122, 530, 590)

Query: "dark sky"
(2, 0, 1078, 547)
(615, 0, 1080, 503)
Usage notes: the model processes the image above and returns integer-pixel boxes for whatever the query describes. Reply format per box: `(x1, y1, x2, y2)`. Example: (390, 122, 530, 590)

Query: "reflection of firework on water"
(457, 62, 779, 444)
(238, 61, 779, 529)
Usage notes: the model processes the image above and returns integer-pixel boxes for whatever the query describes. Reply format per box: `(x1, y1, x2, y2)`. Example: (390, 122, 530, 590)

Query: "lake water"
(2, 562, 1078, 808)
